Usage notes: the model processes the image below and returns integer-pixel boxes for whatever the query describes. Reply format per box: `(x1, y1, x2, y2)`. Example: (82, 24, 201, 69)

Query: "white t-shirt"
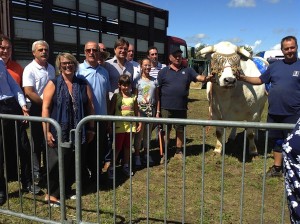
(22, 60, 55, 99)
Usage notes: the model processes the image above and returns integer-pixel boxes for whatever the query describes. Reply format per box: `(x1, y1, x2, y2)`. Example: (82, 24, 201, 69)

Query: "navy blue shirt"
(260, 59, 300, 115)
(157, 66, 198, 110)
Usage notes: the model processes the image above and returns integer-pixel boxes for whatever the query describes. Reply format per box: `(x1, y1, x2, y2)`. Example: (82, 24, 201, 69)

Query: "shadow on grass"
(132, 217, 193, 224)
(221, 129, 273, 163)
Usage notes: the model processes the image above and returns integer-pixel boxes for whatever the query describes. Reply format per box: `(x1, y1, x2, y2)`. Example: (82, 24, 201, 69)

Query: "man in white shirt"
(127, 44, 140, 81)
(23, 40, 55, 185)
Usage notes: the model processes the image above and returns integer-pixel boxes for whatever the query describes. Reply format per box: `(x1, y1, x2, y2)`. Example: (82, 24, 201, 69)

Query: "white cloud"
(228, 0, 256, 7)
(250, 40, 262, 51)
(271, 43, 281, 50)
(185, 33, 209, 46)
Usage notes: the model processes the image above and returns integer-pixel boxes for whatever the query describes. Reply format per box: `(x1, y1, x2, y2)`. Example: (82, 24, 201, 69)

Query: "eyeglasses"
(85, 48, 99, 53)
(61, 61, 74, 66)
(37, 48, 48, 52)
(150, 53, 158, 56)
(101, 48, 107, 52)
(0, 46, 11, 51)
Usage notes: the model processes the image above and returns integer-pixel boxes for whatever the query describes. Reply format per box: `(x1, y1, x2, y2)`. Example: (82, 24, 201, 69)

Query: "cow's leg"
(214, 127, 223, 153)
(247, 128, 258, 156)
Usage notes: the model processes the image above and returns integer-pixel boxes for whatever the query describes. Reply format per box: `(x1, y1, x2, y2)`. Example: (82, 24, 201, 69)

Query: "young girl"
(134, 58, 158, 167)
(109, 74, 141, 177)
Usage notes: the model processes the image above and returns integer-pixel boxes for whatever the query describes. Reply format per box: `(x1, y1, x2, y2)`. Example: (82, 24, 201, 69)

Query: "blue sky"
(137, 0, 299, 53)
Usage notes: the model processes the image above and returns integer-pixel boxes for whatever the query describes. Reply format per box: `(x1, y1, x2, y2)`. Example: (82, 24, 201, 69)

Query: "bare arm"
(238, 75, 263, 85)
(24, 86, 43, 105)
(41, 81, 55, 147)
(156, 87, 161, 118)
(195, 74, 215, 83)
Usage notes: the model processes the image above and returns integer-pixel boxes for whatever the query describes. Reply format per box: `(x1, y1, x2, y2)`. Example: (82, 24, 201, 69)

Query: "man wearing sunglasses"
(78, 41, 111, 182)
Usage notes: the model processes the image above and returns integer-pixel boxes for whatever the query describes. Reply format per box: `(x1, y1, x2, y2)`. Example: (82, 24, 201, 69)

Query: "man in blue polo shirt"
(239, 35, 300, 177)
(156, 46, 214, 162)
(77, 41, 111, 181)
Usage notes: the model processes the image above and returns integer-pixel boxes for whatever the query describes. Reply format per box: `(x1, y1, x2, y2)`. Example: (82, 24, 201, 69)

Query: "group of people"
(0, 35, 212, 207)
(1, 33, 299, 221)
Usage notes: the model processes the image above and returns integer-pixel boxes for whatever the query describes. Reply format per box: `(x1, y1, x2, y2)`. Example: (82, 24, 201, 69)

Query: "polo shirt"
(157, 66, 198, 110)
(22, 59, 55, 99)
(260, 59, 300, 115)
(78, 60, 110, 115)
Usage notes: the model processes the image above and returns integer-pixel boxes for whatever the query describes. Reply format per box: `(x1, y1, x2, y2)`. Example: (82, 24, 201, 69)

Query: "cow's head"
(199, 42, 250, 88)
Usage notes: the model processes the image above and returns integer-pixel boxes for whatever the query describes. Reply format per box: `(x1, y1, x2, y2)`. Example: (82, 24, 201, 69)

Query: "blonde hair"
(55, 52, 79, 72)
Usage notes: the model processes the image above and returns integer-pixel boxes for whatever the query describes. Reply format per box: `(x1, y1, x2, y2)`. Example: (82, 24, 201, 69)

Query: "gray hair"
(32, 40, 49, 52)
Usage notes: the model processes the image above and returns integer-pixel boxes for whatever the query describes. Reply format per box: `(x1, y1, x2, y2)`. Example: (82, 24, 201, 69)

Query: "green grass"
(0, 89, 290, 223)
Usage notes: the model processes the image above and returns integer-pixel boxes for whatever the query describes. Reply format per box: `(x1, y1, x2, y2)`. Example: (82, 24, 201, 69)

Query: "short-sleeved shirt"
(22, 59, 55, 99)
(149, 62, 166, 80)
(260, 59, 300, 115)
(6, 60, 23, 86)
(136, 76, 158, 117)
(105, 56, 134, 99)
(157, 66, 198, 110)
(78, 61, 110, 115)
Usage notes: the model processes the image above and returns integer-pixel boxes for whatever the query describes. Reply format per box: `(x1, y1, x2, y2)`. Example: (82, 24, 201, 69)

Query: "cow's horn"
(238, 47, 251, 58)
(199, 45, 214, 56)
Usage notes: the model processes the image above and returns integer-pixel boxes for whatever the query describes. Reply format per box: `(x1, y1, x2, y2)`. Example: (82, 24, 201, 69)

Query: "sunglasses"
(85, 48, 99, 53)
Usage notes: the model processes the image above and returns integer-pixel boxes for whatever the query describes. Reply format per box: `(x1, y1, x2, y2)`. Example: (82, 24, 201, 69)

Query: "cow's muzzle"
(223, 77, 236, 87)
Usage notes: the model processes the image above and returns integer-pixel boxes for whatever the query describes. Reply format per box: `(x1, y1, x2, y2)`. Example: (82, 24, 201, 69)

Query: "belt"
(0, 97, 16, 105)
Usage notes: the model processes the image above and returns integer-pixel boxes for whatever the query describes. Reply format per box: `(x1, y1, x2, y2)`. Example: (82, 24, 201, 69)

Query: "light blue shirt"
(77, 61, 110, 115)
(0, 59, 26, 107)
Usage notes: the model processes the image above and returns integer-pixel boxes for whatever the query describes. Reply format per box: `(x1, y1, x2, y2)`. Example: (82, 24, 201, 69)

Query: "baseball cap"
(170, 46, 183, 55)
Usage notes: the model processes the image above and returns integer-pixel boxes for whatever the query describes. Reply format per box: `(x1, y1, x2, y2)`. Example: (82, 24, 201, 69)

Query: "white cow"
(199, 41, 267, 155)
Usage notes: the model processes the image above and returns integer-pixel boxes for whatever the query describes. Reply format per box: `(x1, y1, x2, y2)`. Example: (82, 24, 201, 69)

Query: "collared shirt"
(22, 59, 55, 99)
(149, 62, 166, 80)
(6, 59, 23, 86)
(0, 58, 26, 107)
(78, 60, 110, 115)
(128, 60, 141, 81)
(105, 56, 134, 99)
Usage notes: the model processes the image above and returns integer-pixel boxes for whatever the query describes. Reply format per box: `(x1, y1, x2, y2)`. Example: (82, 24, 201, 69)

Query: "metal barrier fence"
(0, 114, 295, 223)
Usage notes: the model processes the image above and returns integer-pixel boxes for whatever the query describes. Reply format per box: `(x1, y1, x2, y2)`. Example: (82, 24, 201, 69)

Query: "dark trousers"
(29, 103, 45, 176)
(0, 98, 31, 192)
(86, 121, 106, 179)
(47, 143, 89, 198)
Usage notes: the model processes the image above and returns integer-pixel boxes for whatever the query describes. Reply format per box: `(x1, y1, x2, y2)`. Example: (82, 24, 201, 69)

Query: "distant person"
(157, 46, 214, 163)
(42, 53, 95, 206)
(108, 75, 141, 178)
(23, 40, 55, 184)
(98, 42, 110, 65)
(127, 44, 140, 81)
(147, 46, 166, 80)
(134, 58, 158, 167)
(78, 41, 110, 181)
(238, 35, 300, 177)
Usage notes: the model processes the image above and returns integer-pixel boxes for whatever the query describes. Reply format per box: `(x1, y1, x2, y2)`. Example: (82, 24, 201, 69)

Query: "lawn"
(0, 88, 289, 224)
